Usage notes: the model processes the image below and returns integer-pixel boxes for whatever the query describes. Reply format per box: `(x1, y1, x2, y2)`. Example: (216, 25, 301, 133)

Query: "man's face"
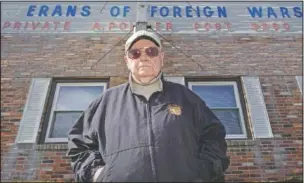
(124, 39, 164, 79)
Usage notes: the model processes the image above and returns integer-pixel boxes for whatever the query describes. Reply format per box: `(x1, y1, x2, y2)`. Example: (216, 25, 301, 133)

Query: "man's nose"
(140, 51, 149, 62)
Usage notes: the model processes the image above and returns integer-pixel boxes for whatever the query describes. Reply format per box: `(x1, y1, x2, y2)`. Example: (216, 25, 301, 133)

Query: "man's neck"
(132, 74, 158, 86)
(129, 72, 163, 101)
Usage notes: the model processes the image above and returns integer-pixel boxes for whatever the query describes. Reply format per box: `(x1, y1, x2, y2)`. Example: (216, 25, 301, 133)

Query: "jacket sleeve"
(66, 97, 105, 182)
(197, 101, 230, 181)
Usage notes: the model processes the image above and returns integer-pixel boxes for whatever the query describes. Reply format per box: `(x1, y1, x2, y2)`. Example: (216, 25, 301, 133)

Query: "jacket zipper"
(146, 102, 157, 182)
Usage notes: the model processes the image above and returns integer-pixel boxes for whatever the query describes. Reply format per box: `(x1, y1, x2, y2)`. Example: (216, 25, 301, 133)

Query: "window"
(188, 81, 247, 139)
(44, 82, 107, 143)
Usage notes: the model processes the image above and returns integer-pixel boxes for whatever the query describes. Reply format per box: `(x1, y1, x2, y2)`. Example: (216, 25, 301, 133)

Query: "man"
(67, 30, 230, 182)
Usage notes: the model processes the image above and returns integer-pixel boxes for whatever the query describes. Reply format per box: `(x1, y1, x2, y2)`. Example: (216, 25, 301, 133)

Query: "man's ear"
(124, 55, 131, 70)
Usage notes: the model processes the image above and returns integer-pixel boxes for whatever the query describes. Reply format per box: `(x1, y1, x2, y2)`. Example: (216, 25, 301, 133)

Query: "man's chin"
(138, 71, 154, 77)
(138, 74, 153, 78)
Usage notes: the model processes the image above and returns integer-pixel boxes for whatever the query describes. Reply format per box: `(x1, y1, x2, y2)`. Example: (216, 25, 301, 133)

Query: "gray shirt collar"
(129, 72, 164, 99)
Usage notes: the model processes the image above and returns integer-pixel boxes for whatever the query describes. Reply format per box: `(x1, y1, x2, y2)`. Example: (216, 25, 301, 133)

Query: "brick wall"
(1, 33, 302, 182)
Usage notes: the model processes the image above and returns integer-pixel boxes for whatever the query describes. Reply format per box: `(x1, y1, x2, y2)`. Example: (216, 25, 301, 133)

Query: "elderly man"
(67, 30, 230, 182)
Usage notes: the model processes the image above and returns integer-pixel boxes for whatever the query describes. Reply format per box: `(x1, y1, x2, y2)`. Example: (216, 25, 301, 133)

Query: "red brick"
(1, 34, 302, 182)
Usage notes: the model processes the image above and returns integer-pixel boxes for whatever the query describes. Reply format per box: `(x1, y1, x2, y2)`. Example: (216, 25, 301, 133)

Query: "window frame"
(296, 76, 303, 93)
(40, 79, 108, 144)
(188, 81, 248, 139)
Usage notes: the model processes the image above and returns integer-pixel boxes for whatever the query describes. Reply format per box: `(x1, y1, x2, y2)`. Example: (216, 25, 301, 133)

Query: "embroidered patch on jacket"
(168, 104, 182, 116)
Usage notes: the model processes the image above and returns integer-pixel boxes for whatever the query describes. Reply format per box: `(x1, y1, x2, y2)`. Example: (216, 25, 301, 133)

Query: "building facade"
(1, 1, 303, 182)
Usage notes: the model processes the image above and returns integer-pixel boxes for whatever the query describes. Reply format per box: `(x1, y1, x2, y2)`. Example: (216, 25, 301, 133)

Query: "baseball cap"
(125, 30, 162, 53)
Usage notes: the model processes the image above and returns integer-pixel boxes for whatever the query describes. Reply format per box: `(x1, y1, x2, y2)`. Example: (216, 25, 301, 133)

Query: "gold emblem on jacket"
(168, 104, 182, 116)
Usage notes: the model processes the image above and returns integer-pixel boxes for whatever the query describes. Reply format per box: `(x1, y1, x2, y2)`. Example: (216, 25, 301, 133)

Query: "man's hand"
(93, 166, 104, 182)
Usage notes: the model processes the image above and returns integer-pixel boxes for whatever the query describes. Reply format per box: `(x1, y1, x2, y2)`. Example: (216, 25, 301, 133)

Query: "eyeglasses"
(127, 46, 160, 59)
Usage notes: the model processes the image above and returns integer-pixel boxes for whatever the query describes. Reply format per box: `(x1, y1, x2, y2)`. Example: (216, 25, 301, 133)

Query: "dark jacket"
(66, 77, 230, 182)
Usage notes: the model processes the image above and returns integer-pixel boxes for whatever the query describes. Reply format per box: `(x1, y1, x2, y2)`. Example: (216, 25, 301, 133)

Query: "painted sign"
(1, 2, 302, 34)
